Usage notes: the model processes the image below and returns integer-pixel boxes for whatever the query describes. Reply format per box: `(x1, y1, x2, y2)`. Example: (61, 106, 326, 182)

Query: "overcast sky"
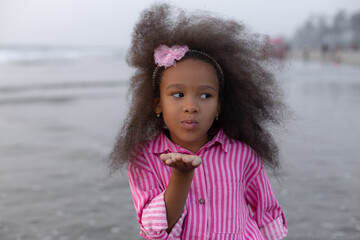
(0, 0, 359, 47)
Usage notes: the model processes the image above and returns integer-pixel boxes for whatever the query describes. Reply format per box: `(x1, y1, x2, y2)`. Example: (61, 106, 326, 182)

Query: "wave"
(0, 93, 121, 105)
(0, 46, 125, 63)
(0, 80, 127, 93)
(0, 79, 128, 106)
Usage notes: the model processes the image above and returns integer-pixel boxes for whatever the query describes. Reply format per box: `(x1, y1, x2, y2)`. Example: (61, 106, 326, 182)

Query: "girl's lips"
(181, 120, 198, 129)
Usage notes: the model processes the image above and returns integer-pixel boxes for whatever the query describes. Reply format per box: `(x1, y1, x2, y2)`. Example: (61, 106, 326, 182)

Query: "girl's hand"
(160, 153, 202, 172)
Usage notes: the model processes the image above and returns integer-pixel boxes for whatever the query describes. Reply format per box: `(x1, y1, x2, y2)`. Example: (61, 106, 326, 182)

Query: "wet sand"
(1, 55, 360, 239)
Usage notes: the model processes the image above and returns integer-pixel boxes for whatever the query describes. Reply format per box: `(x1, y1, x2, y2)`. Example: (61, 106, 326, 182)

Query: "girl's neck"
(163, 127, 220, 153)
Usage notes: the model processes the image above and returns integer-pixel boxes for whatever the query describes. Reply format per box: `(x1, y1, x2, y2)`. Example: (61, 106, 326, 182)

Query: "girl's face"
(154, 58, 221, 153)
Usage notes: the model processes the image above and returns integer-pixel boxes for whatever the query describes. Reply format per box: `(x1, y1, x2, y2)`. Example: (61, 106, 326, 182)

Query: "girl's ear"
(153, 97, 162, 114)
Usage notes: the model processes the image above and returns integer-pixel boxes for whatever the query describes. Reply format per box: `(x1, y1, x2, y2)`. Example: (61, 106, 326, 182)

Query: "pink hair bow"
(154, 45, 189, 68)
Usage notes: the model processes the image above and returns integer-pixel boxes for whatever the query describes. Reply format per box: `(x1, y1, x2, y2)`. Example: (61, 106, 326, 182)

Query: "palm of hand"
(160, 153, 202, 171)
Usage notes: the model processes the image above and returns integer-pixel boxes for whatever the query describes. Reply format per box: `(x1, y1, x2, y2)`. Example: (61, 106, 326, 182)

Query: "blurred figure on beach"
(291, 9, 360, 65)
(321, 43, 329, 61)
(267, 37, 289, 59)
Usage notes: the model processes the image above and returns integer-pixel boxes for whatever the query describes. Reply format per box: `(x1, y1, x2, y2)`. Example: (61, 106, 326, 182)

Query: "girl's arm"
(164, 168, 194, 232)
(160, 153, 202, 233)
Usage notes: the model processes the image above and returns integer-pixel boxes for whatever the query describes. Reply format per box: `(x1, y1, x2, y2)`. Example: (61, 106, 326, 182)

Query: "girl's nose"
(183, 102, 199, 113)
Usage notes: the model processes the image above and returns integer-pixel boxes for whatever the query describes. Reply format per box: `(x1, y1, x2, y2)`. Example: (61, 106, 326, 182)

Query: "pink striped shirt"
(128, 129, 288, 240)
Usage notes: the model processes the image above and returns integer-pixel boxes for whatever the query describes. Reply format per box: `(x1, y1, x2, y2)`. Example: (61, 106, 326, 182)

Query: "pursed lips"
(180, 119, 198, 129)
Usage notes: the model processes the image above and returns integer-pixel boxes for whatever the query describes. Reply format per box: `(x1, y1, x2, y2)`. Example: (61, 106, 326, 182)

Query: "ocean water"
(0, 46, 122, 63)
(276, 60, 360, 240)
(0, 47, 360, 239)
(0, 47, 140, 240)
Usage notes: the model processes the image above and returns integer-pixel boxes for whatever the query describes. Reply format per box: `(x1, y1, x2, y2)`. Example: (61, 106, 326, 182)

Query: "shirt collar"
(148, 128, 229, 154)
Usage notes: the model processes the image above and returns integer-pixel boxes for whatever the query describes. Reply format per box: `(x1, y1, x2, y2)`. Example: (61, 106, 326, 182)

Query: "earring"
(156, 113, 160, 118)
(215, 115, 219, 121)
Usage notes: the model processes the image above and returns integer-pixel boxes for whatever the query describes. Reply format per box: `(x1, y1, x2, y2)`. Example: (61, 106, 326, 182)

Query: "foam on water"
(0, 46, 124, 63)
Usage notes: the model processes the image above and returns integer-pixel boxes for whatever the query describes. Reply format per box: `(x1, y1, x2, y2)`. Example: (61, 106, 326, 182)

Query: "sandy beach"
(1, 48, 360, 240)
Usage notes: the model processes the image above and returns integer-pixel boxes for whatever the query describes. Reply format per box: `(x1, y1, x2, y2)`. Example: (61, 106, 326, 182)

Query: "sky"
(0, 0, 359, 47)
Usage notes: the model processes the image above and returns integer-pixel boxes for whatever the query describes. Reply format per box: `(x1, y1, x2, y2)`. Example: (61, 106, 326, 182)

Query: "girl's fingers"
(165, 159, 174, 165)
(181, 155, 191, 163)
(162, 154, 179, 166)
(161, 153, 179, 161)
(161, 153, 202, 169)
(192, 156, 202, 166)
(174, 154, 183, 161)
(160, 154, 168, 161)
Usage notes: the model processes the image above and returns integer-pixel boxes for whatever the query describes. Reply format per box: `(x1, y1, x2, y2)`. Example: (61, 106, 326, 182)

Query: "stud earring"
(215, 115, 219, 121)
(156, 113, 160, 118)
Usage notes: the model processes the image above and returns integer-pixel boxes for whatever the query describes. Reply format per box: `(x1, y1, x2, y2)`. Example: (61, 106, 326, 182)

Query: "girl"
(110, 3, 288, 240)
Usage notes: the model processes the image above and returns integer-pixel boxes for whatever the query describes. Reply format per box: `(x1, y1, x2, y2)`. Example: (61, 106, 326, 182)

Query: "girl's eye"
(200, 93, 212, 99)
(172, 92, 184, 98)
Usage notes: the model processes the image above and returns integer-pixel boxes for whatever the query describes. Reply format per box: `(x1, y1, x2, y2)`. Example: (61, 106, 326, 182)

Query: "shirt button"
(199, 198, 205, 204)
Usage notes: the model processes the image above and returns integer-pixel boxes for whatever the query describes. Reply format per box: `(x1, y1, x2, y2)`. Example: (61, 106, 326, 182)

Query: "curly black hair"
(109, 3, 287, 172)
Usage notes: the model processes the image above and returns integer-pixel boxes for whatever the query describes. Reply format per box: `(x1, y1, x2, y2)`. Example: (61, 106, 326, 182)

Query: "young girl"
(110, 3, 288, 240)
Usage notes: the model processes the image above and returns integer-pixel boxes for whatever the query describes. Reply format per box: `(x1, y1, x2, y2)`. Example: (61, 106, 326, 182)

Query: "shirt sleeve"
(128, 157, 187, 240)
(245, 166, 288, 240)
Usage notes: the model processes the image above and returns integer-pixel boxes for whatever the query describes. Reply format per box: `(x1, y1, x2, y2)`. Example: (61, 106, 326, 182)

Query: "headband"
(152, 44, 224, 89)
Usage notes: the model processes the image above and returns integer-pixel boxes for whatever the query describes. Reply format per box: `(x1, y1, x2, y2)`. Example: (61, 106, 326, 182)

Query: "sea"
(0, 46, 359, 240)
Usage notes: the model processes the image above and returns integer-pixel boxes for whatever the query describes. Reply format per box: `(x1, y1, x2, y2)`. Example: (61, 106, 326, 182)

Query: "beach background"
(1, 46, 360, 240)
(1, 0, 360, 239)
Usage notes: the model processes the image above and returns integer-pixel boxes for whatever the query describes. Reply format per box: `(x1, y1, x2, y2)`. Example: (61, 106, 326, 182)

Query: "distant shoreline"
(289, 49, 360, 66)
